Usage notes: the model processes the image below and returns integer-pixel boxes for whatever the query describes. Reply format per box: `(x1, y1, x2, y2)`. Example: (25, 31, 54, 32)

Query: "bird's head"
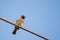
(21, 15, 25, 19)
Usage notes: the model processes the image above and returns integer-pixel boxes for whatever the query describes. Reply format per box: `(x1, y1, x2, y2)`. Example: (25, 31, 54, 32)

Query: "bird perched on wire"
(12, 15, 25, 35)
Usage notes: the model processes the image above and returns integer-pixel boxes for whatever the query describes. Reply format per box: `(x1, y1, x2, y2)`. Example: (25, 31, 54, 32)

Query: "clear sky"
(0, 0, 60, 40)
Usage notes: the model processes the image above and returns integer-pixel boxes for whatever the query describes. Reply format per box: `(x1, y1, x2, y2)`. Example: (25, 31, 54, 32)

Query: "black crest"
(21, 15, 25, 19)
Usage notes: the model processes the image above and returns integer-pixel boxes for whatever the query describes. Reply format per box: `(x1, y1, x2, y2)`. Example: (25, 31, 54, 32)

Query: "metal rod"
(0, 17, 48, 40)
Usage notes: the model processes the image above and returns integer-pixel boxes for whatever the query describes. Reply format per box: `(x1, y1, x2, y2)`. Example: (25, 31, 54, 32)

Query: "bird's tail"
(12, 25, 20, 35)
(12, 28, 17, 35)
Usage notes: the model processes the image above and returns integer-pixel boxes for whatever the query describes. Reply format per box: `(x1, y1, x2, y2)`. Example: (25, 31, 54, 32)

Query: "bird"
(12, 15, 25, 35)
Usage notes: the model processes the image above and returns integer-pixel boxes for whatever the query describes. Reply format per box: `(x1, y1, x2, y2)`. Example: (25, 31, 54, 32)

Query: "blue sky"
(0, 0, 60, 40)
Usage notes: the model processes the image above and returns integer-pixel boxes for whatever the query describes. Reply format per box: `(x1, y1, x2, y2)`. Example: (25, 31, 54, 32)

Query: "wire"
(0, 17, 48, 40)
